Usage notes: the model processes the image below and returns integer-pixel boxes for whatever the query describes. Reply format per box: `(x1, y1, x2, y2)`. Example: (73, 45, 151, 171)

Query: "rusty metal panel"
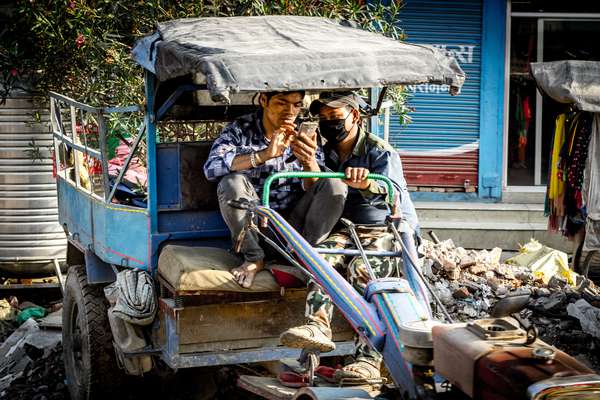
(401, 148, 479, 187)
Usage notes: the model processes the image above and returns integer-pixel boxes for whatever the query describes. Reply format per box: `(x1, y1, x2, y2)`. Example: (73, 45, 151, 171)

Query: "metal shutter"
(391, 0, 482, 188)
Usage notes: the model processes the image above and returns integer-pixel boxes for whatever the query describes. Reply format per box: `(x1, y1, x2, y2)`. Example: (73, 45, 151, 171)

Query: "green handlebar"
(262, 171, 395, 207)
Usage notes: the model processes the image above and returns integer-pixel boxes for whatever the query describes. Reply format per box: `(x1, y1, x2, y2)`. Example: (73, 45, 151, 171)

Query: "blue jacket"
(324, 128, 419, 231)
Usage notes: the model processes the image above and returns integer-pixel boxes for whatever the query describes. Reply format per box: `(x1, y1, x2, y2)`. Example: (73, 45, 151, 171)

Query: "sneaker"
(279, 324, 336, 353)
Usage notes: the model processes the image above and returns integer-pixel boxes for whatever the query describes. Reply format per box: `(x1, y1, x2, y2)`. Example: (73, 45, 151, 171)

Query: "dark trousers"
(217, 173, 348, 262)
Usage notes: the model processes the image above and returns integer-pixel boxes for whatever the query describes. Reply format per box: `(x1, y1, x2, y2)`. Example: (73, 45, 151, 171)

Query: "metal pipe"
(340, 218, 377, 281)
(388, 222, 453, 322)
(254, 229, 312, 279)
(262, 171, 395, 207)
(107, 122, 147, 203)
(317, 249, 402, 257)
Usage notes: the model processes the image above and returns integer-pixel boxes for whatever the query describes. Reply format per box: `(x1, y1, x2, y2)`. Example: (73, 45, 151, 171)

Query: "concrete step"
(414, 201, 571, 252)
(420, 225, 572, 253)
(501, 190, 546, 204)
(415, 202, 547, 224)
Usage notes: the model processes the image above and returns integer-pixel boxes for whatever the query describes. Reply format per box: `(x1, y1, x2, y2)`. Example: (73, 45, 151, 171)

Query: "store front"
(504, 2, 600, 190)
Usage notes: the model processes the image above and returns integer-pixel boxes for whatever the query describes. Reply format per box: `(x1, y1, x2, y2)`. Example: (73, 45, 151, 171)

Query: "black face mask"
(319, 113, 353, 144)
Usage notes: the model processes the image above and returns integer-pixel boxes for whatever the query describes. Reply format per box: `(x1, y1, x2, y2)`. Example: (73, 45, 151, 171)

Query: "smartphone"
(298, 121, 318, 139)
(285, 121, 318, 164)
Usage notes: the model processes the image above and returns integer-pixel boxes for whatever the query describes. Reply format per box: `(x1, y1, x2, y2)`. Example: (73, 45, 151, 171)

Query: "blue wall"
(478, 0, 507, 199)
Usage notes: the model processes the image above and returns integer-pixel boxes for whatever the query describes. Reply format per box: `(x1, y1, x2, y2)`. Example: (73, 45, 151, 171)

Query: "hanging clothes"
(546, 113, 567, 231)
(545, 111, 593, 238)
(513, 83, 532, 168)
(583, 114, 600, 251)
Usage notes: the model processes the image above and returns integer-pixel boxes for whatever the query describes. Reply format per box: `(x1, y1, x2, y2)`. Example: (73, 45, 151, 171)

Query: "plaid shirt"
(204, 112, 325, 211)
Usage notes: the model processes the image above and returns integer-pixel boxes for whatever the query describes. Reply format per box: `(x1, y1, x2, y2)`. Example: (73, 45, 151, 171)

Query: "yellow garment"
(548, 114, 566, 202)
(505, 239, 579, 286)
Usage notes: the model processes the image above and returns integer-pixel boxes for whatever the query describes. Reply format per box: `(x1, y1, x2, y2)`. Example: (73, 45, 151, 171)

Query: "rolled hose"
(262, 171, 395, 207)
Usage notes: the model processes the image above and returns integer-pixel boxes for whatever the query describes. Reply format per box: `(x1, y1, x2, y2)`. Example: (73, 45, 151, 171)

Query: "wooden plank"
(177, 293, 352, 346)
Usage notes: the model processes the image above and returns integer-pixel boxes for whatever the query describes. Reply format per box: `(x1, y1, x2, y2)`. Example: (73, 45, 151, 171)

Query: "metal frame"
(50, 91, 144, 204)
(503, 10, 600, 189)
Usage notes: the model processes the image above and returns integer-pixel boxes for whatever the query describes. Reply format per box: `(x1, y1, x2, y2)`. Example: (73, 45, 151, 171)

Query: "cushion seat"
(158, 245, 281, 293)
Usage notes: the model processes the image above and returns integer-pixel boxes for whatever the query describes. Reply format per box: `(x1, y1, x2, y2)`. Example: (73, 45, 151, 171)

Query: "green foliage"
(1, 0, 408, 119)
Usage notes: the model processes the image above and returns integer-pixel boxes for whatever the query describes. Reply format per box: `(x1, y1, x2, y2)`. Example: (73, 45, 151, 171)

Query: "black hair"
(260, 90, 306, 104)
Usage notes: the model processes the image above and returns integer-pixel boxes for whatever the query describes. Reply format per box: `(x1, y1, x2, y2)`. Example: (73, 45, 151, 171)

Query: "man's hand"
(343, 167, 370, 189)
(291, 131, 318, 167)
(261, 122, 295, 161)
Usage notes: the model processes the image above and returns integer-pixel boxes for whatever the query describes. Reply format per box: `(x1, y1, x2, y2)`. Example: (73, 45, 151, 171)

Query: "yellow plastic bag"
(505, 239, 579, 286)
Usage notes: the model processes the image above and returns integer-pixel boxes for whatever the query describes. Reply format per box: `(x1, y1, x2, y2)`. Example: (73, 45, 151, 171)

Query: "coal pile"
(420, 238, 600, 370)
(1, 343, 68, 400)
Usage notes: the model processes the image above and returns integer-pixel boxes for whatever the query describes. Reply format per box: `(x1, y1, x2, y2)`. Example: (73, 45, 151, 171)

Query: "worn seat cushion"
(158, 245, 280, 292)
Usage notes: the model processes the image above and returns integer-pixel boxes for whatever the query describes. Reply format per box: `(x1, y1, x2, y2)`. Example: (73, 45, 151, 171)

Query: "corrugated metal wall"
(392, 0, 482, 188)
(0, 95, 66, 275)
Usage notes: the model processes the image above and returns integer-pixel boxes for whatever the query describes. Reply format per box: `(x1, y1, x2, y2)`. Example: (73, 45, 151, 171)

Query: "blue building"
(386, 0, 600, 203)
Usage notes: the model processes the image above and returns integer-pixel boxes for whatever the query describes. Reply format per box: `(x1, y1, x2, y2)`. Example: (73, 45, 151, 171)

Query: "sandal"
(278, 371, 309, 388)
(279, 324, 336, 353)
(334, 359, 384, 386)
(314, 365, 339, 384)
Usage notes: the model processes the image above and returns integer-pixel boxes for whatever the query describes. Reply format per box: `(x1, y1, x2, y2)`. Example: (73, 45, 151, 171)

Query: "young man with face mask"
(204, 91, 347, 288)
(279, 91, 419, 384)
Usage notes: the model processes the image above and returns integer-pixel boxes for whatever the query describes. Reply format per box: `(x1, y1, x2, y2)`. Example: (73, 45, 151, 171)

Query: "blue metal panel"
(478, 0, 506, 199)
(156, 144, 181, 209)
(85, 249, 116, 284)
(157, 210, 228, 235)
(57, 179, 150, 270)
(389, 0, 483, 188)
(91, 197, 149, 269)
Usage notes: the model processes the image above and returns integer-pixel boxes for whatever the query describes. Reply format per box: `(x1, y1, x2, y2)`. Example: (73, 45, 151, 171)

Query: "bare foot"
(231, 260, 265, 288)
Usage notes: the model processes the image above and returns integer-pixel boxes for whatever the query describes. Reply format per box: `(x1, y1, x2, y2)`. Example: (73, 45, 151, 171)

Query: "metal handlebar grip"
(261, 171, 395, 207)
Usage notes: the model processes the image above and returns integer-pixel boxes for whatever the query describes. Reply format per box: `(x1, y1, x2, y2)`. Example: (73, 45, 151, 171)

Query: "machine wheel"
(63, 265, 124, 400)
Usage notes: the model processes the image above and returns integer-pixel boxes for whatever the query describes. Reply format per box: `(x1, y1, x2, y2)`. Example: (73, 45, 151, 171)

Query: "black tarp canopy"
(531, 61, 600, 112)
(132, 16, 465, 104)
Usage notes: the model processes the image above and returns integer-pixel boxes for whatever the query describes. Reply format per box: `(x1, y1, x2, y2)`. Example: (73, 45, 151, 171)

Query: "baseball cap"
(309, 91, 361, 115)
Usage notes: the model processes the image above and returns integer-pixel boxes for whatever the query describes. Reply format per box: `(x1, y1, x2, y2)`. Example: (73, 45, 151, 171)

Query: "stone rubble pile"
(420, 238, 600, 370)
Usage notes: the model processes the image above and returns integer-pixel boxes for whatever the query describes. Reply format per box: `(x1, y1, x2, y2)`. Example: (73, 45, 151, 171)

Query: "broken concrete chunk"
(468, 263, 488, 275)
(494, 264, 515, 280)
(433, 282, 454, 306)
(440, 255, 458, 272)
(446, 268, 461, 281)
(453, 287, 470, 299)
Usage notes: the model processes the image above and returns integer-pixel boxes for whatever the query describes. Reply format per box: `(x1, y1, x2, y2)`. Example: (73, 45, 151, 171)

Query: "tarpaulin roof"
(132, 16, 465, 104)
(531, 60, 600, 112)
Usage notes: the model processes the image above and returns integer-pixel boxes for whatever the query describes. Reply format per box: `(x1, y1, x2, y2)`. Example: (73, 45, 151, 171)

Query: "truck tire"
(63, 265, 124, 400)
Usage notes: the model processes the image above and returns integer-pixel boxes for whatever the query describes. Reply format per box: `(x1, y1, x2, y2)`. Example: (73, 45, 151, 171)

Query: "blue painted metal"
(366, 278, 431, 399)
(156, 144, 182, 209)
(145, 71, 160, 270)
(57, 179, 150, 269)
(389, 0, 482, 190)
(478, 0, 507, 199)
(84, 249, 116, 284)
(157, 210, 228, 236)
(167, 341, 356, 369)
